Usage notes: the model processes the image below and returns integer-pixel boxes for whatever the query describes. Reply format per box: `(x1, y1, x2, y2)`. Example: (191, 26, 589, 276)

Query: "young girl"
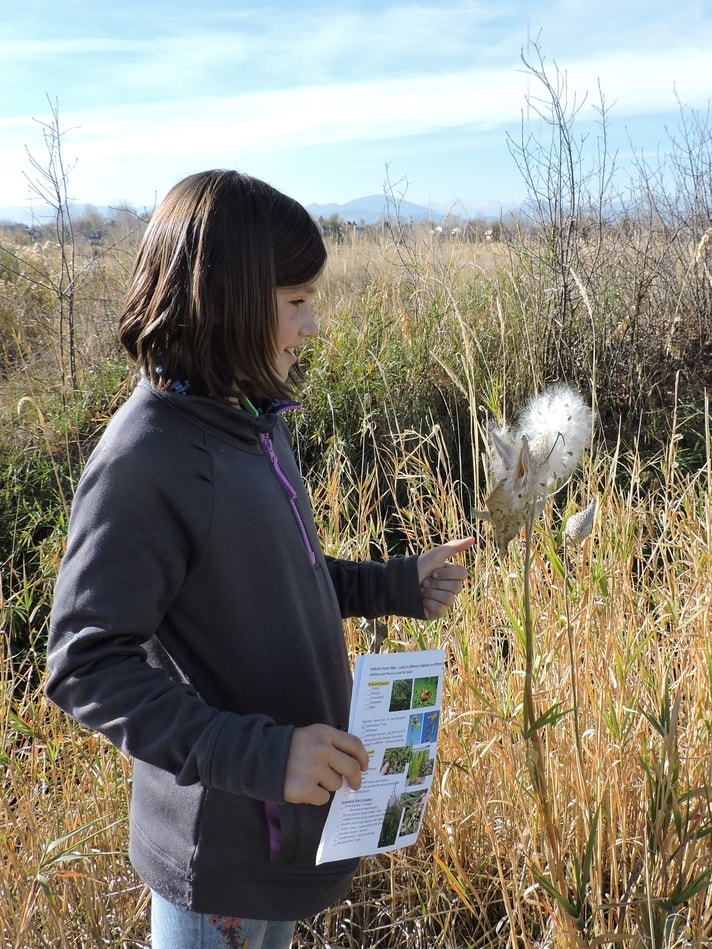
(46, 170, 473, 949)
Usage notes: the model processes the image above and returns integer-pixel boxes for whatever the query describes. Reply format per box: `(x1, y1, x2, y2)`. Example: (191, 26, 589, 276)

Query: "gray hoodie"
(46, 380, 424, 921)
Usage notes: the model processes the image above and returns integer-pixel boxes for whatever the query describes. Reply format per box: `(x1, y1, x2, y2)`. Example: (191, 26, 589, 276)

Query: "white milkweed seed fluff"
(514, 384, 592, 501)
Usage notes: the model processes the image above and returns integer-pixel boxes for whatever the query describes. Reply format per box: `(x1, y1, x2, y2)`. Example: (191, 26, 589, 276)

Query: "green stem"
(564, 537, 587, 804)
(523, 505, 587, 947)
(523, 506, 536, 738)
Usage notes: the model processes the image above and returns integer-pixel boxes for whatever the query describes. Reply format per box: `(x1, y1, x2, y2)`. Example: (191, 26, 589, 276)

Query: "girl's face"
(274, 281, 320, 381)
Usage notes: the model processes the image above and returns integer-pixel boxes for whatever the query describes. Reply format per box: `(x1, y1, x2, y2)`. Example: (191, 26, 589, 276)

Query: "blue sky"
(1, 0, 711, 218)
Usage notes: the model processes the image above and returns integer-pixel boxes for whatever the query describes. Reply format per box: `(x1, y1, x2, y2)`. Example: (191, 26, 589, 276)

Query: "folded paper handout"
(316, 649, 445, 865)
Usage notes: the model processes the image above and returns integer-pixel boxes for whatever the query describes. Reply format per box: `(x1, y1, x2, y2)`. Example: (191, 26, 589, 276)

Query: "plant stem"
(523, 506, 587, 947)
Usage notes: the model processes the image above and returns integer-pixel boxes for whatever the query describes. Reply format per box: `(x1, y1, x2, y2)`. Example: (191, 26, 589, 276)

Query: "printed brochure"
(316, 649, 445, 865)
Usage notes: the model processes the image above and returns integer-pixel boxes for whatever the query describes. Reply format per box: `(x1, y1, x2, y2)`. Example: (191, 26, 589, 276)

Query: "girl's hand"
(284, 724, 369, 806)
(417, 537, 474, 620)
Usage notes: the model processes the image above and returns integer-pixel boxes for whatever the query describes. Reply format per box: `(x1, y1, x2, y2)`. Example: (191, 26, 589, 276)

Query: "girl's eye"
(290, 298, 305, 307)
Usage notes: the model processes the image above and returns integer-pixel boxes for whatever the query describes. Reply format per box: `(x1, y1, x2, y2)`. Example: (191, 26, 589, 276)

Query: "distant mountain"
(0, 197, 433, 228)
(307, 194, 513, 225)
(0, 195, 513, 229)
(0, 203, 117, 226)
(307, 195, 441, 225)
(0, 206, 38, 225)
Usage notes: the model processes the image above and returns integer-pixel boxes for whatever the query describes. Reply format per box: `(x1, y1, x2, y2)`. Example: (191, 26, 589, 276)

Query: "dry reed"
(1, 222, 711, 947)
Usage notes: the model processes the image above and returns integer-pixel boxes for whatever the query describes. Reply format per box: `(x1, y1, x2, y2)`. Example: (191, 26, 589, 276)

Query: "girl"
(46, 170, 473, 949)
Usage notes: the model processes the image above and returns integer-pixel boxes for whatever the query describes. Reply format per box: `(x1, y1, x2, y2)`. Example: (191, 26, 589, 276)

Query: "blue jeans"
(150, 890, 296, 949)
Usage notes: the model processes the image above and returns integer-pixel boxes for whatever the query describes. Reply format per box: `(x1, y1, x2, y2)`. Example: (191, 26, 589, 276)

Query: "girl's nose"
(303, 309, 320, 338)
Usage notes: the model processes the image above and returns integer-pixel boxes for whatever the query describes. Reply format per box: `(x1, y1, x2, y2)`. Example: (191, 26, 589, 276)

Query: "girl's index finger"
(333, 729, 369, 772)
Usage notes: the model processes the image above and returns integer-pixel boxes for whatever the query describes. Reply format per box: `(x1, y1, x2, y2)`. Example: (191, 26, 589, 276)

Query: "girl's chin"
(279, 354, 297, 378)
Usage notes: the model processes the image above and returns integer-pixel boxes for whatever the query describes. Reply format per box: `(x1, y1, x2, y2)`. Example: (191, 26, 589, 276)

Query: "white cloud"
(2, 0, 711, 208)
(1, 44, 709, 207)
(522, 48, 712, 116)
(18, 50, 712, 154)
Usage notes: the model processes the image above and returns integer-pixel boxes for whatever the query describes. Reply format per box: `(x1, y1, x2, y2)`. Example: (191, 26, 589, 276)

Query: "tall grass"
(1, 171, 711, 944)
(3, 411, 711, 945)
(294, 382, 712, 949)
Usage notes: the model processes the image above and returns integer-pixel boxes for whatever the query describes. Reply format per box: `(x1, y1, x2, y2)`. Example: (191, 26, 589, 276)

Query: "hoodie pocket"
(269, 800, 328, 867)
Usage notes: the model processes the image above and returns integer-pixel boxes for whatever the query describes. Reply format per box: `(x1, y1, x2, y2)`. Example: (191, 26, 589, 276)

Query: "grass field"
(1, 120, 712, 946)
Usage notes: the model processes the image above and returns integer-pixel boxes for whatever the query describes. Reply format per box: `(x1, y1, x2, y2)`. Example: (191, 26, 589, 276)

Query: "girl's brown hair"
(118, 170, 327, 400)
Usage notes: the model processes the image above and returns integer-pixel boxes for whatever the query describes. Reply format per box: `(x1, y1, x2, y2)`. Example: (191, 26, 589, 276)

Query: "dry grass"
(296, 402, 712, 948)
(3, 410, 710, 947)
(1, 218, 712, 947)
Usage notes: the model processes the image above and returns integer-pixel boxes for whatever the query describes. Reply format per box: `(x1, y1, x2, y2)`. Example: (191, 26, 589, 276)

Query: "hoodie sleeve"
(324, 554, 426, 620)
(45, 412, 292, 804)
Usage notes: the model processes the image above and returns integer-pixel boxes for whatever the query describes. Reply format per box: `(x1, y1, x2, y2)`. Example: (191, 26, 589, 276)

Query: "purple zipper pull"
(260, 433, 317, 566)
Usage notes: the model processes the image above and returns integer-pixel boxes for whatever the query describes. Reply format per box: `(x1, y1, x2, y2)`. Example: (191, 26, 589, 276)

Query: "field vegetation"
(1, 56, 711, 947)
